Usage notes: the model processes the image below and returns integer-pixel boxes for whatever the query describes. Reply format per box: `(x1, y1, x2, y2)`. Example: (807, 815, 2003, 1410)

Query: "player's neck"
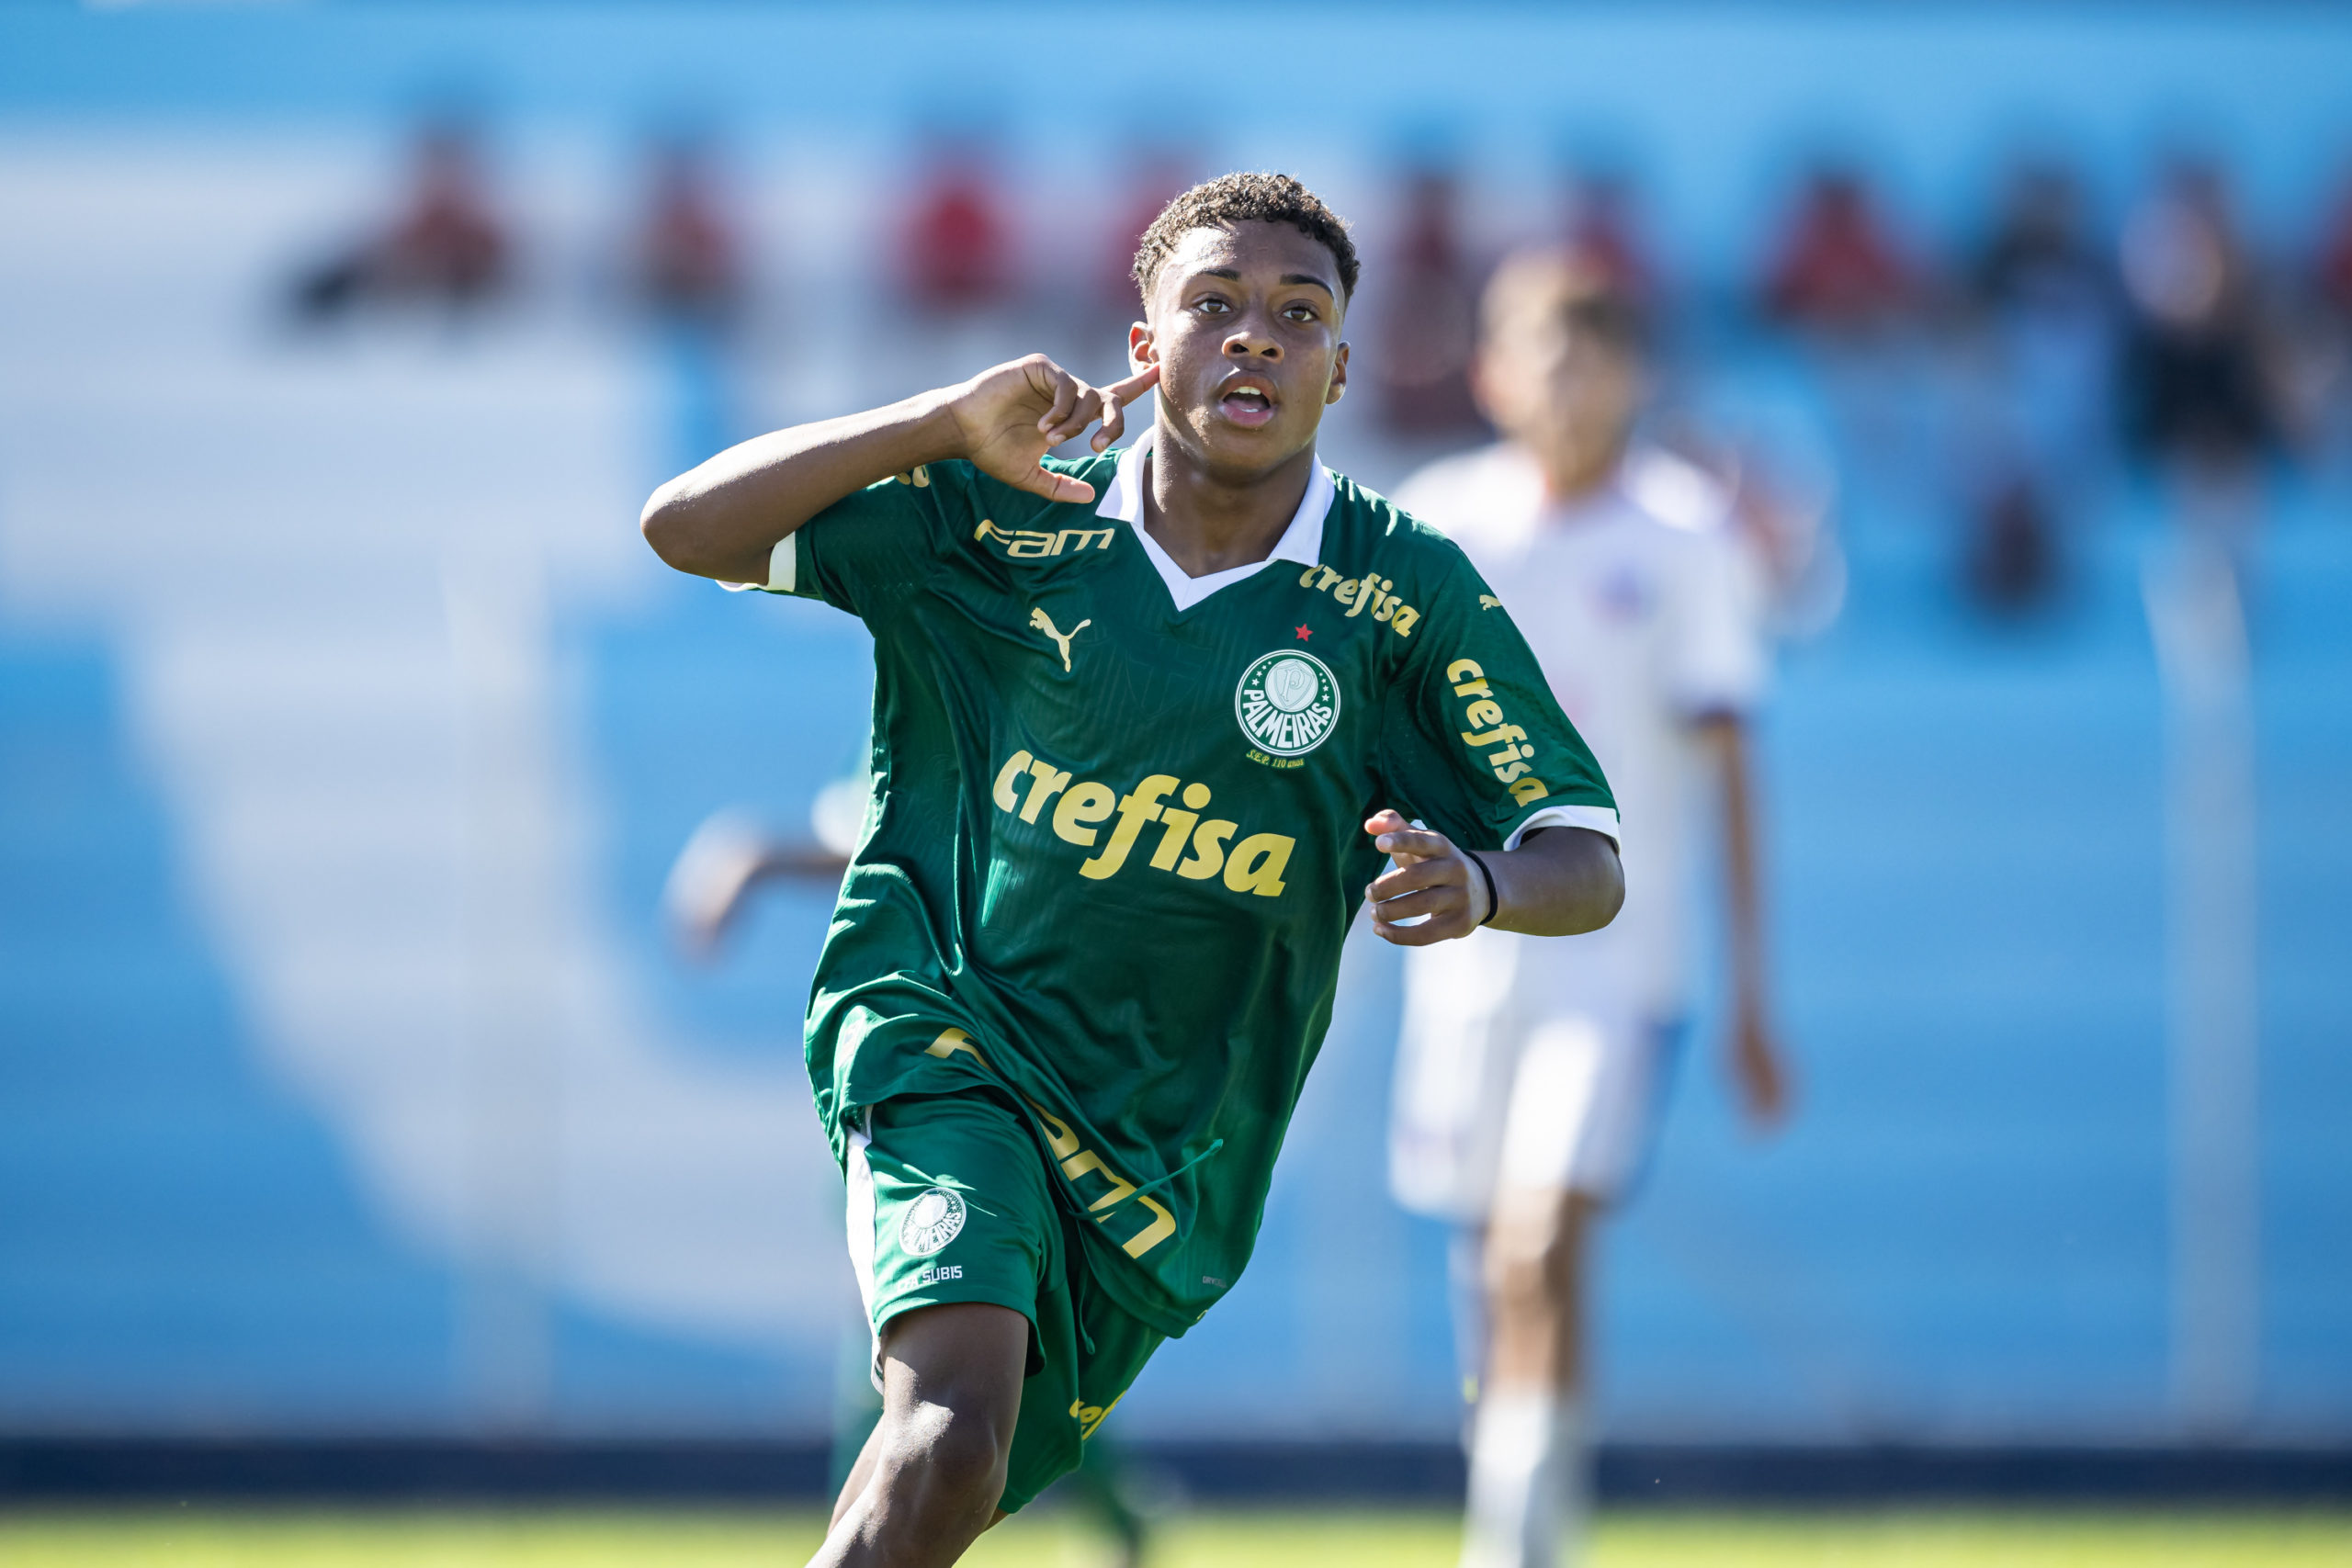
(1140, 431, 1316, 579)
(1532, 442, 1623, 513)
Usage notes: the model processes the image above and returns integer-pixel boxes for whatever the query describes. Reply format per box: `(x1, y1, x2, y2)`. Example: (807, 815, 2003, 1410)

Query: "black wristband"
(1464, 850, 1499, 927)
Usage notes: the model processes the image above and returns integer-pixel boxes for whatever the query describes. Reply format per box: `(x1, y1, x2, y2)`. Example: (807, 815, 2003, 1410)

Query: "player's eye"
(1193, 294, 1231, 315)
(1283, 302, 1319, 322)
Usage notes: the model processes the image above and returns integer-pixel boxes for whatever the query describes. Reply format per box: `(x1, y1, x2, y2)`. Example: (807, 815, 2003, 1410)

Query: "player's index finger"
(1108, 364, 1161, 405)
(1380, 827, 1449, 855)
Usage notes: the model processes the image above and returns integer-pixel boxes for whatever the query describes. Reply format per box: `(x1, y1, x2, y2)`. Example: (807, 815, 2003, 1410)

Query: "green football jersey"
(748, 440, 1616, 1336)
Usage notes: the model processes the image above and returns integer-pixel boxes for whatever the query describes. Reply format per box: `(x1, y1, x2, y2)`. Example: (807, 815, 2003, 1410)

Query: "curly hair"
(1132, 172, 1361, 306)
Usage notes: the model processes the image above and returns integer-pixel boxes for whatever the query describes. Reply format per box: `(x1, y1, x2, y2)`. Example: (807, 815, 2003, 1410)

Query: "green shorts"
(845, 1090, 1166, 1514)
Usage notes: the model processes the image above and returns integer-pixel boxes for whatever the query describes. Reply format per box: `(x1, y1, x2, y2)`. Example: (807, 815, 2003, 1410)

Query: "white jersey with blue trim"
(1393, 442, 1768, 1016)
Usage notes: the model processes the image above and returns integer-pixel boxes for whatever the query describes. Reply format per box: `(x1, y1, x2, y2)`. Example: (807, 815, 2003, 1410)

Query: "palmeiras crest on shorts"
(899, 1187, 967, 1258)
(1234, 649, 1340, 758)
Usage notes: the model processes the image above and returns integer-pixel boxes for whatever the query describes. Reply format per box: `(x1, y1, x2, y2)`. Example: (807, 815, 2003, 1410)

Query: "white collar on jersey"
(1094, 428, 1333, 613)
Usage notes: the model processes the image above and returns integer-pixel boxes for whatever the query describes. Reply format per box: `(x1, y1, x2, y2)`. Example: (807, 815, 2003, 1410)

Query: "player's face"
(1131, 222, 1349, 475)
(1475, 308, 1642, 489)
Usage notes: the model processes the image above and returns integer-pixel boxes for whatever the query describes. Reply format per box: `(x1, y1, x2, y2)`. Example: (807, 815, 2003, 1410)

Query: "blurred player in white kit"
(1387, 250, 1794, 1568)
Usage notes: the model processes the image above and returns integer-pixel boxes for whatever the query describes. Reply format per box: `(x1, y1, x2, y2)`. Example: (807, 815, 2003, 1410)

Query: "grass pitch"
(4, 1506, 2350, 1566)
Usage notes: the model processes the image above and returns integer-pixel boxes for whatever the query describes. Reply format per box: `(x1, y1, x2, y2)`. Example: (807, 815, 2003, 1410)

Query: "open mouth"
(1216, 379, 1279, 428)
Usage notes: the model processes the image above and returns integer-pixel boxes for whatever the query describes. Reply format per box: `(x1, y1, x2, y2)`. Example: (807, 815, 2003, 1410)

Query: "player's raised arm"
(639, 356, 1159, 584)
(1363, 809, 1623, 946)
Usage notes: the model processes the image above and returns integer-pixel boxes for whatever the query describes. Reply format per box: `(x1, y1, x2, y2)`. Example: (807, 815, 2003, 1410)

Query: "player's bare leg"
(812, 1302, 1026, 1568)
(1486, 1186, 1596, 1389)
(1464, 1186, 1600, 1568)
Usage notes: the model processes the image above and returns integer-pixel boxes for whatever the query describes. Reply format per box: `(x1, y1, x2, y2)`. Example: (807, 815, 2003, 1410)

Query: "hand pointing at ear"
(639, 352, 1158, 586)
(947, 355, 1161, 505)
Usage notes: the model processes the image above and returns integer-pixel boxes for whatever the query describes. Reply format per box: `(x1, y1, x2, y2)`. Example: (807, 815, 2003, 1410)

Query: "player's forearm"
(1702, 715, 1769, 1008)
(1487, 826, 1623, 937)
(639, 390, 965, 583)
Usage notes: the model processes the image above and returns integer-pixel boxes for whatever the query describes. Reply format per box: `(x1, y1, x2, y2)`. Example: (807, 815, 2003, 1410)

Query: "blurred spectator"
(1105, 150, 1194, 318)
(2301, 167, 2352, 468)
(1974, 163, 2104, 313)
(2318, 169, 2352, 322)
(631, 136, 749, 472)
(636, 137, 744, 330)
(900, 144, 1012, 313)
(1761, 165, 1917, 336)
(1376, 166, 1485, 437)
(2118, 159, 2279, 552)
(1760, 164, 1929, 513)
(291, 122, 509, 321)
(1961, 474, 2063, 615)
(1562, 169, 1656, 319)
(1956, 162, 2116, 615)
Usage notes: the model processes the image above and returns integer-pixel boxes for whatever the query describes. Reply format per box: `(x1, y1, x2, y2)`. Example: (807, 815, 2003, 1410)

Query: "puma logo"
(1029, 607, 1092, 672)
(1478, 594, 1502, 611)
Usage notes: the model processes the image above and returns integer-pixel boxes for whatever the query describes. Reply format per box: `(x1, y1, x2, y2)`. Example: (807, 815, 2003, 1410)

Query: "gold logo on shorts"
(1069, 1393, 1125, 1439)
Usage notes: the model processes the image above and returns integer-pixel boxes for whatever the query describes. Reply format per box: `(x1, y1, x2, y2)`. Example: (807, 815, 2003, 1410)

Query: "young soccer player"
(1385, 250, 1792, 1568)
(640, 174, 1625, 1568)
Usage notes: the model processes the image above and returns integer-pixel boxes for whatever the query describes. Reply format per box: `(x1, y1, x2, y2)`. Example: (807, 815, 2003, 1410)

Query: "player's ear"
(1326, 340, 1350, 405)
(1129, 320, 1157, 374)
(1467, 342, 1499, 424)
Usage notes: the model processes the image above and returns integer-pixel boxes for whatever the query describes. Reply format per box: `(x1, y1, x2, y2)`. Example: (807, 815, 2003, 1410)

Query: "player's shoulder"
(1521, 453, 1743, 600)
(1321, 466, 1489, 590)
(1390, 444, 1544, 544)
(1040, 451, 1123, 489)
(1616, 447, 1737, 545)
(885, 453, 1124, 570)
(900, 452, 1122, 515)
(1289, 467, 1498, 644)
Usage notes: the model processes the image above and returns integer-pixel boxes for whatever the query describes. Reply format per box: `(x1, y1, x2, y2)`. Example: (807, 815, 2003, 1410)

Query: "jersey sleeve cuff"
(718, 533, 798, 594)
(1502, 802, 1620, 852)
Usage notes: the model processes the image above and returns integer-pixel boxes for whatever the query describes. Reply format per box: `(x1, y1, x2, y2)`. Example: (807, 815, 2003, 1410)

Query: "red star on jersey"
(1294, 624, 1313, 640)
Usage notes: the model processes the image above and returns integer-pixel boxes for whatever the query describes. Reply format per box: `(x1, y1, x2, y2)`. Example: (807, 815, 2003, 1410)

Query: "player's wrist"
(1462, 849, 1499, 929)
(908, 386, 978, 465)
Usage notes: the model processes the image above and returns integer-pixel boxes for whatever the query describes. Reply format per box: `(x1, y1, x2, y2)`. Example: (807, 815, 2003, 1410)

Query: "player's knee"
(888, 1403, 1010, 1519)
(922, 1419, 1010, 1518)
(1485, 1238, 1546, 1314)
(1486, 1211, 1584, 1309)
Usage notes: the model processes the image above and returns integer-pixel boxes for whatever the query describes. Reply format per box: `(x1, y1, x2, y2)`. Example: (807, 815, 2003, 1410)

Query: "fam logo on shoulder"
(899, 1187, 967, 1258)
(1235, 649, 1340, 758)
